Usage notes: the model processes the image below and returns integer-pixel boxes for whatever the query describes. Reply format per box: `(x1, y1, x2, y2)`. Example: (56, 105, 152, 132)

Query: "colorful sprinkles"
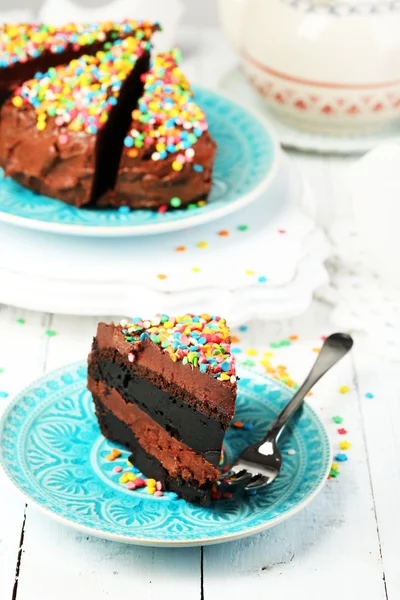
(118, 314, 236, 384)
(13, 35, 150, 134)
(124, 50, 208, 175)
(1, 20, 157, 69)
(105, 447, 170, 498)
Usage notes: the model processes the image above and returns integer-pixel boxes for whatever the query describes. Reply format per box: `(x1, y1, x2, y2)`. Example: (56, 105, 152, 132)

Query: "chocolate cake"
(0, 23, 217, 211)
(0, 36, 151, 206)
(87, 314, 237, 504)
(100, 51, 217, 210)
(0, 21, 158, 104)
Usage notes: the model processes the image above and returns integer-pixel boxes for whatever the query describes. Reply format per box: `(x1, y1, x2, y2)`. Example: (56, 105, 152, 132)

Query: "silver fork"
(218, 333, 354, 495)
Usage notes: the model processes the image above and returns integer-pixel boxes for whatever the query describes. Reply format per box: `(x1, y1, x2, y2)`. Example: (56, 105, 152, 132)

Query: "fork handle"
(262, 333, 353, 443)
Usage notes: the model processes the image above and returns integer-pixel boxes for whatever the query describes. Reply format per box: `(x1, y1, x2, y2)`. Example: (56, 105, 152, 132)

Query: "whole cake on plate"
(0, 21, 216, 211)
(87, 314, 237, 504)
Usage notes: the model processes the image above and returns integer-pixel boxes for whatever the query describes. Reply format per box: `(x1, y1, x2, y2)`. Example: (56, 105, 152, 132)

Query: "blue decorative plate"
(0, 363, 331, 546)
(0, 87, 279, 237)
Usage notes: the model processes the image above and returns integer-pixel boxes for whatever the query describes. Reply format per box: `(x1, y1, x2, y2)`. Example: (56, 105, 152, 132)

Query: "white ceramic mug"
(218, 0, 400, 135)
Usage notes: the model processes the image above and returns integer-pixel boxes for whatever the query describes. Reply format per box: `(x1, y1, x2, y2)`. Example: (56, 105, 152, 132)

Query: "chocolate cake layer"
(89, 356, 224, 464)
(98, 132, 216, 209)
(89, 377, 218, 485)
(93, 392, 212, 504)
(93, 323, 235, 428)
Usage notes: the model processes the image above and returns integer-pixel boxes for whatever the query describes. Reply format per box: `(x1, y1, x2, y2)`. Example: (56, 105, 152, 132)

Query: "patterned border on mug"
(280, 0, 400, 16)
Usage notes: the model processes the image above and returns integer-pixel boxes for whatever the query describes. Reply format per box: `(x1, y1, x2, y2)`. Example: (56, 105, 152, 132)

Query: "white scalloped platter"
(0, 157, 330, 321)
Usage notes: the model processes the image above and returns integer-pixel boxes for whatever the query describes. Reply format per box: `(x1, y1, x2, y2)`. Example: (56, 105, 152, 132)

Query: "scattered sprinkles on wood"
(339, 440, 351, 450)
(118, 314, 236, 383)
(333, 415, 344, 424)
(339, 385, 351, 394)
(335, 453, 348, 462)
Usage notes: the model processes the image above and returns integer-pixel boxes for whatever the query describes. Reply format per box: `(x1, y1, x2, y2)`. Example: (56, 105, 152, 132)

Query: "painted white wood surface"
(0, 26, 399, 600)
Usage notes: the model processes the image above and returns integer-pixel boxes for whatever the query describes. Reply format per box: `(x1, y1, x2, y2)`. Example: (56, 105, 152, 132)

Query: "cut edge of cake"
(87, 314, 237, 504)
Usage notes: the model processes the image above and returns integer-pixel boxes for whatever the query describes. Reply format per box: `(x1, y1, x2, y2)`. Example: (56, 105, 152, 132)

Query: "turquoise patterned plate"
(0, 363, 331, 547)
(0, 87, 279, 237)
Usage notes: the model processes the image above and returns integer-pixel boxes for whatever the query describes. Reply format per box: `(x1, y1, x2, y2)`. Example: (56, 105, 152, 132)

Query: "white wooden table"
(0, 27, 399, 600)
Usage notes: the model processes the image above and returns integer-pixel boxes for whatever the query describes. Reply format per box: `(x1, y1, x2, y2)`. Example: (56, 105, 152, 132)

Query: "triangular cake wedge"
(99, 50, 216, 210)
(0, 20, 159, 104)
(87, 314, 237, 505)
(0, 36, 152, 206)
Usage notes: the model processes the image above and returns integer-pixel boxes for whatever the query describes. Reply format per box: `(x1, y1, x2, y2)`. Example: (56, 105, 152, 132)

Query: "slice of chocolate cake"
(99, 50, 216, 210)
(0, 20, 159, 104)
(0, 36, 151, 206)
(87, 314, 237, 504)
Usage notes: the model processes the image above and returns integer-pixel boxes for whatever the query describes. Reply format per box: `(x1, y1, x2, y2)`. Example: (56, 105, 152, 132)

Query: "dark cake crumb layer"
(89, 355, 224, 464)
(88, 377, 219, 486)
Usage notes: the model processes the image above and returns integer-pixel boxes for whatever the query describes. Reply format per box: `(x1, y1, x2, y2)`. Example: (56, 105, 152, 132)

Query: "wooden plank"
(13, 313, 202, 600)
(352, 345, 400, 600)
(203, 334, 388, 600)
(17, 509, 201, 600)
(0, 306, 52, 599)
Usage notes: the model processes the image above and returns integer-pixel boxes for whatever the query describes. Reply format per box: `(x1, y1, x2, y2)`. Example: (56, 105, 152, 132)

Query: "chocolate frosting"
(0, 101, 96, 206)
(91, 322, 236, 427)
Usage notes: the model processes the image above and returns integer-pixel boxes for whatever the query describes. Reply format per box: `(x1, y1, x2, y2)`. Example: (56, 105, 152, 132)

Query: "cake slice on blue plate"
(87, 313, 237, 505)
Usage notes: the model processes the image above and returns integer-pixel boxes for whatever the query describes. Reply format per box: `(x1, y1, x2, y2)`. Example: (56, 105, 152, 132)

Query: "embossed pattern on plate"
(0, 362, 331, 546)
